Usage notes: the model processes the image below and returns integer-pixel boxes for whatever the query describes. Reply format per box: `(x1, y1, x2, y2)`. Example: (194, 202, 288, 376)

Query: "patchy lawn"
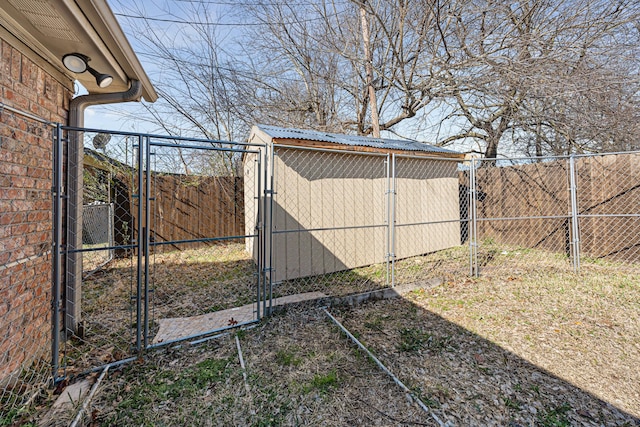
(40, 244, 639, 426)
(36, 248, 639, 426)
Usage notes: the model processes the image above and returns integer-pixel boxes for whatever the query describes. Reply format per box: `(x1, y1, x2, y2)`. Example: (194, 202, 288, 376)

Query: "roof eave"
(77, 0, 157, 102)
(0, 0, 157, 102)
(272, 137, 465, 159)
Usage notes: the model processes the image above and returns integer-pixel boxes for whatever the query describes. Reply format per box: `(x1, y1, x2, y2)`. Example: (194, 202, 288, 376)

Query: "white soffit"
(0, 0, 157, 101)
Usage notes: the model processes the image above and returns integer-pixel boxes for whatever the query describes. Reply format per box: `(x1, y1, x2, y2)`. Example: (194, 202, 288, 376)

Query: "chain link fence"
(0, 110, 56, 425)
(270, 147, 389, 299)
(55, 130, 262, 378)
(264, 147, 640, 304)
(469, 156, 575, 276)
(467, 153, 640, 275)
(145, 140, 260, 348)
(267, 146, 469, 302)
(82, 202, 114, 274)
(3, 119, 640, 423)
(575, 153, 640, 263)
(56, 129, 139, 379)
(393, 155, 469, 284)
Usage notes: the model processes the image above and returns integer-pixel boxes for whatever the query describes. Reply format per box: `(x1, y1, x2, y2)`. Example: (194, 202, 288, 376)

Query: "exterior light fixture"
(62, 53, 113, 88)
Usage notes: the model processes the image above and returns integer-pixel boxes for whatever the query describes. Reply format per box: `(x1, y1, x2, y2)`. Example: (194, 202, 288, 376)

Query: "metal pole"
(262, 146, 269, 317)
(51, 124, 63, 381)
(143, 136, 151, 348)
(268, 145, 275, 313)
(256, 155, 262, 321)
(569, 155, 581, 272)
(135, 136, 143, 353)
(323, 308, 446, 427)
(470, 159, 479, 277)
(385, 154, 391, 287)
(390, 154, 397, 287)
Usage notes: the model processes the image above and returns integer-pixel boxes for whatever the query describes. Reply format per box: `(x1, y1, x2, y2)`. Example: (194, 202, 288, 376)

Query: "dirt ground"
(32, 247, 639, 426)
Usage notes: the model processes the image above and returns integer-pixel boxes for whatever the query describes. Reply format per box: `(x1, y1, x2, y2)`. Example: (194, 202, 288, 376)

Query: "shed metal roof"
(257, 124, 460, 155)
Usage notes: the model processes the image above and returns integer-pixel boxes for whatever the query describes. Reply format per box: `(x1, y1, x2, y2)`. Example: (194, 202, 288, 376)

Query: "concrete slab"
(153, 291, 327, 344)
(38, 378, 92, 426)
(152, 280, 441, 345)
(51, 378, 92, 410)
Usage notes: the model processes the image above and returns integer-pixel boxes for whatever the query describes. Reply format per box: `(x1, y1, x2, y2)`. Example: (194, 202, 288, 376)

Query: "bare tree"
(113, 0, 248, 176)
(238, 0, 449, 136)
(112, 0, 640, 158)
(435, 0, 640, 157)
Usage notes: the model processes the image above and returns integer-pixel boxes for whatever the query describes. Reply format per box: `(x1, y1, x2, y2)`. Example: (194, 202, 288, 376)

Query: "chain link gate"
(48, 126, 640, 390)
(52, 128, 266, 381)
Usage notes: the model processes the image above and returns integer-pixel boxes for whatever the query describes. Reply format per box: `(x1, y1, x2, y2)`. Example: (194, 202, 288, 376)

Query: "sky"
(84, 0, 235, 133)
(82, 0, 473, 152)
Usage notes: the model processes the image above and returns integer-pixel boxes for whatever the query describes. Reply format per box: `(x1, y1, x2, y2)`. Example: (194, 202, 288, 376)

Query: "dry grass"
(68, 242, 399, 373)
(66, 308, 429, 426)
(42, 244, 640, 426)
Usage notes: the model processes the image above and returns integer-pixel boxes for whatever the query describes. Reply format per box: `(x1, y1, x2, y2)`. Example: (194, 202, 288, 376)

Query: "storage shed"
(244, 125, 464, 282)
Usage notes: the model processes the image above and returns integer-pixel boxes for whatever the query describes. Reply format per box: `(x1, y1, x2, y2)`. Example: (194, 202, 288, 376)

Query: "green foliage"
(0, 408, 19, 427)
(275, 348, 302, 367)
(503, 397, 521, 410)
(398, 328, 452, 353)
(398, 328, 431, 352)
(110, 357, 233, 423)
(304, 369, 339, 394)
(538, 403, 572, 427)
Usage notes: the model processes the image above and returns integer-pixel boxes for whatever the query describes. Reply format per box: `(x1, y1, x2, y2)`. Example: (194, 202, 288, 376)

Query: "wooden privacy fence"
(469, 153, 640, 262)
(100, 152, 639, 262)
(123, 174, 244, 250)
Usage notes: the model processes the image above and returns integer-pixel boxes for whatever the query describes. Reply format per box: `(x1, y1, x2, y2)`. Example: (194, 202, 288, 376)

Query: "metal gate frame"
(52, 127, 268, 382)
(52, 127, 637, 383)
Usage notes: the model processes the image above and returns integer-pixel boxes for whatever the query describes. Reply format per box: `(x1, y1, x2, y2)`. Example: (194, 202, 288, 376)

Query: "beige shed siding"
(394, 156, 461, 259)
(271, 149, 387, 281)
(268, 148, 460, 281)
(243, 151, 258, 257)
(243, 129, 462, 282)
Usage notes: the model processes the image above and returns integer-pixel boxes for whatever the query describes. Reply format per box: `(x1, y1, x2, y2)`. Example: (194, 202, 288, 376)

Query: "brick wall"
(0, 35, 72, 382)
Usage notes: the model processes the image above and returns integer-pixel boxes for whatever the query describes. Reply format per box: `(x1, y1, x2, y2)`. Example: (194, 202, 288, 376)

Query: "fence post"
(569, 155, 581, 272)
(469, 158, 479, 277)
(390, 154, 398, 287)
(51, 124, 63, 382)
(255, 153, 262, 321)
(267, 144, 276, 314)
(261, 144, 275, 316)
(385, 154, 391, 287)
(135, 135, 143, 353)
(143, 136, 151, 348)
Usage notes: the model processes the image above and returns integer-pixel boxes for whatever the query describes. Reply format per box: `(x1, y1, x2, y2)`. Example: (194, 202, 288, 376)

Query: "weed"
(398, 328, 453, 353)
(430, 335, 454, 352)
(107, 357, 233, 424)
(538, 403, 571, 427)
(398, 328, 431, 352)
(275, 348, 301, 367)
(503, 397, 521, 410)
(190, 358, 232, 387)
(304, 369, 339, 393)
(364, 316, 385, 332)
(477, 366, 491, 375)
(483, 237, 496, 245)
(530, 384, 541, 396)
(0, 408, 20, 427)
(412, 384, 448, 408)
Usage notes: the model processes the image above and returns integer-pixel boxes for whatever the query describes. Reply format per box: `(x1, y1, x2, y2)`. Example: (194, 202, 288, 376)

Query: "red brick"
(1, 34, 72, 381)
